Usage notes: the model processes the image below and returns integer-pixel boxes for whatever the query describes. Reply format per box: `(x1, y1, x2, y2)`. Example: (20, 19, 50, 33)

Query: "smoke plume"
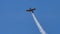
(31, 13, 46, 34)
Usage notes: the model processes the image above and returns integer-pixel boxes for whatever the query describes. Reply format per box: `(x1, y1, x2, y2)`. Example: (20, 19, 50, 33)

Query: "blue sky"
(0, 0, 60, 34)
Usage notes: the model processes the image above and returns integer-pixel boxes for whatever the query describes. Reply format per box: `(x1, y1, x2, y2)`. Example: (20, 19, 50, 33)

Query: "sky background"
(0, 0, 60, 34)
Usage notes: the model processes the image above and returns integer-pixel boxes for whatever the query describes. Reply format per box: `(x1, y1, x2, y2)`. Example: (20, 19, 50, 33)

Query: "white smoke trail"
(31, 13, 46, 34)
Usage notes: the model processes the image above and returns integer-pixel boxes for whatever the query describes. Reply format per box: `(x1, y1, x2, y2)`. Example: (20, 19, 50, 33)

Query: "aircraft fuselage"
(26, 8, 36, 13)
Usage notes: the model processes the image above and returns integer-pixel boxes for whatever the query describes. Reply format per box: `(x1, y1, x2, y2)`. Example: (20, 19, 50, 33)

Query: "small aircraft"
(26, 8, 36, 13)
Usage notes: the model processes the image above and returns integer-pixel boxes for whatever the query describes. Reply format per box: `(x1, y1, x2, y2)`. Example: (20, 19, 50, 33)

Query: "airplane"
(26, 8, 36, 13)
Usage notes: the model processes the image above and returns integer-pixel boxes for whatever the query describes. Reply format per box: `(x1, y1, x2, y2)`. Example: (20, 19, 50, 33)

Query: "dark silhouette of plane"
(26, 8, 36, 13)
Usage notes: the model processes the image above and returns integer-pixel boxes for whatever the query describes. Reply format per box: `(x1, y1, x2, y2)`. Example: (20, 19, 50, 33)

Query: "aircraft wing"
(26, 10, 30, 11)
